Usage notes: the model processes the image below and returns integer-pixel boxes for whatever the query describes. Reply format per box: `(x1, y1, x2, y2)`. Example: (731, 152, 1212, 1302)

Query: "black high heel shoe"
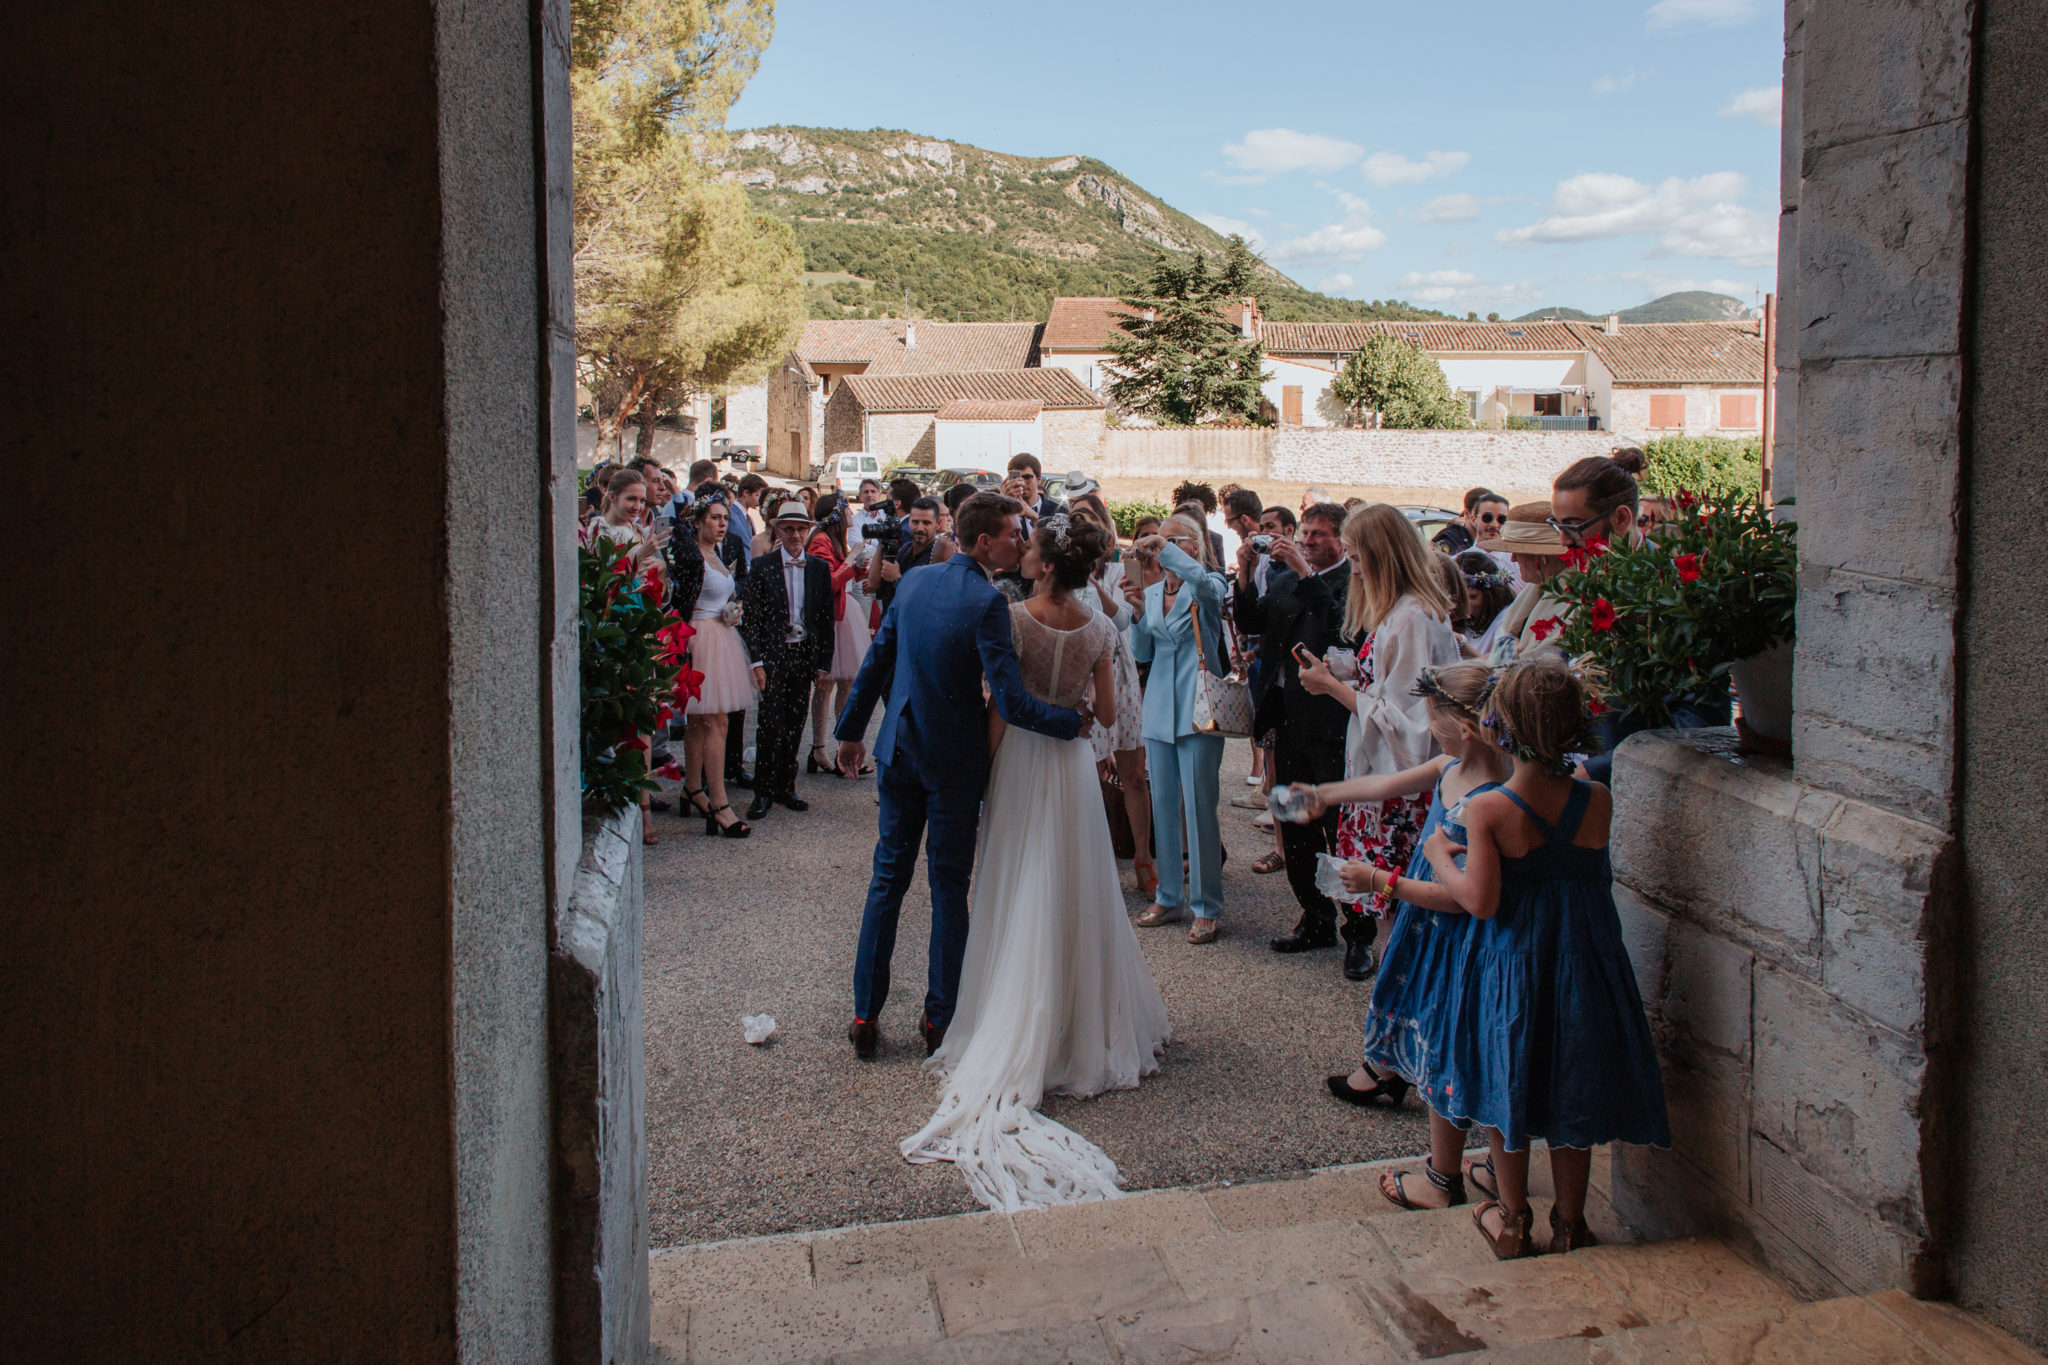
(1326, 1065, 1412, 1108)
(679, 785, 712, 820)
(806, 745, 833, 775)
(704, 803, 752, 839)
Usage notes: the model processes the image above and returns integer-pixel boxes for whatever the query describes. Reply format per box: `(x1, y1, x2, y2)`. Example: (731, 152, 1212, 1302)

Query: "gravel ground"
(642, 714, 1432, 1249)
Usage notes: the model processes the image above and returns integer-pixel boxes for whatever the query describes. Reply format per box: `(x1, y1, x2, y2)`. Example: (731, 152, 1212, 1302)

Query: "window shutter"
(1649, 394, 1685, 428)
(1719, 393, 1760, 429)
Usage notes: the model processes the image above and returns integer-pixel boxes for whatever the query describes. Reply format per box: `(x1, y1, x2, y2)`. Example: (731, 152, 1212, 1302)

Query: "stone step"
(649, 1155, 2040, 1364)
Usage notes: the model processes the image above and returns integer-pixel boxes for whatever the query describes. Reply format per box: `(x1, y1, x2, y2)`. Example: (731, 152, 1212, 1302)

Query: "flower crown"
(1479, 654, 1611, 777)
(1462, 565, 1512, 592)
(1410, 667, 1489, 720)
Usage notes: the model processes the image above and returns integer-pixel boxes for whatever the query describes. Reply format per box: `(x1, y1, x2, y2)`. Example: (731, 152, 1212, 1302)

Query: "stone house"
(761, 318, 1041, 477)
(824, 368, 1107, 469)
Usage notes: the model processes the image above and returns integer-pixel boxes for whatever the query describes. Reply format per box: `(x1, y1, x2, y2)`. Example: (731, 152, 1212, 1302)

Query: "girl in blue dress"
(1288, 662, 1514, 1213)
(1421, 655, 1671, 1259)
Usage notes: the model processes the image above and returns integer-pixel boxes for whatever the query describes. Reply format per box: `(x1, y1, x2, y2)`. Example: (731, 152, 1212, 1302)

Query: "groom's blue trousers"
(851, 750, 979, 1029)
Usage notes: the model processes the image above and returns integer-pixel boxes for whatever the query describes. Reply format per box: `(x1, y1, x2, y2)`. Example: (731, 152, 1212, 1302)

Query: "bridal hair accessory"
(1461, 564, 1511, 591)
(1039, 513, 1072, 549)
(1411, 667, 1485, 719)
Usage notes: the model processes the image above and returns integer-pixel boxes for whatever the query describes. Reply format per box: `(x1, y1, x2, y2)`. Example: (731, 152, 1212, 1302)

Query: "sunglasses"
(1475, 512, 1506, 525)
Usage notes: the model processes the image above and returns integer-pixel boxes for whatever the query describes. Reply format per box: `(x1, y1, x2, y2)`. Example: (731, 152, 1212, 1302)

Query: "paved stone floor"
(644, 724, 1436, 1247)
(647, 1152, 2043, 1364)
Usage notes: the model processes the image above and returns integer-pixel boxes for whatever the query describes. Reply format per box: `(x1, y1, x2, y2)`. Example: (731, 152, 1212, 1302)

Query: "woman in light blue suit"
(1125, 511, 1232, 943)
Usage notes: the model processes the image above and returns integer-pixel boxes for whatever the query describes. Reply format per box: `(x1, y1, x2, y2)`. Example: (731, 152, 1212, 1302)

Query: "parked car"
(881, 466, 941, 495)
(825, 450, 883, 494)
(934, 468, 1003, 495)
(1400, 505, 1463, 544)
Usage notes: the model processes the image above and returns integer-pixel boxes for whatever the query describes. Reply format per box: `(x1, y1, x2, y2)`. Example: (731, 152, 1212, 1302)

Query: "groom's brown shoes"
(920, 1017, 946, 1057)
(849, 1018, 878, 1058)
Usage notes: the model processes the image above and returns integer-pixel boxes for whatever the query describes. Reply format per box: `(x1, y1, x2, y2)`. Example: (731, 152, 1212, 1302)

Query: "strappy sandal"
(1326, 1065, 1411, 1108)
(805, 745, 833, 775)
(1379, 1160, 1466, 1210)
(1134, 904, 1181, 927)
(1465, 1154, 1500, 1202)
(678, 784, 713, 821)
(1252, 851, 1286, 875)
(1549, 1205, 1599, 1253)
(1186, 919, 1219, 944)
(1473, 1200, 1537, 1260)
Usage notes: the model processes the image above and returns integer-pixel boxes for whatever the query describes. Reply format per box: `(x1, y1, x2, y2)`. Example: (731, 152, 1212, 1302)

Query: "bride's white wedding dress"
(901, 602, 1172, 1212)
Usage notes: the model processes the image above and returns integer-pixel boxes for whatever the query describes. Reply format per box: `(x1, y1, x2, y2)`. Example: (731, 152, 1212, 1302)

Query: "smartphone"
(1293, 643, 1318, 668)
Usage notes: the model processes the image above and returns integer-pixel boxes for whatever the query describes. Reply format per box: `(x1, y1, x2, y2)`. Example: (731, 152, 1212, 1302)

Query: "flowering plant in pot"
(580, 532, 697, 816)
(1541, 491, 1796, 735)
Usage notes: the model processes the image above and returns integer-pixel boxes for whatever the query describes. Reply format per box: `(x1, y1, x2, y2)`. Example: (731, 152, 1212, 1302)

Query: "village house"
(823, 367, 1107, 469)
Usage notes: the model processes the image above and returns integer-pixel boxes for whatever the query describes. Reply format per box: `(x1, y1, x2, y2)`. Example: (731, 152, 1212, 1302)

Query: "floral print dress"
(1333, 632, 1435, 917)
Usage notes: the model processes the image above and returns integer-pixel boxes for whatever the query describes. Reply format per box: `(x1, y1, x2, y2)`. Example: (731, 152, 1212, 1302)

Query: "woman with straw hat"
(1476, 501, 1574, 663)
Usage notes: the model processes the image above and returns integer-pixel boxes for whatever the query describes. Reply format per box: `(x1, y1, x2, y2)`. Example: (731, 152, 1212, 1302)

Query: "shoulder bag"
(1187, 594, 1254, 738)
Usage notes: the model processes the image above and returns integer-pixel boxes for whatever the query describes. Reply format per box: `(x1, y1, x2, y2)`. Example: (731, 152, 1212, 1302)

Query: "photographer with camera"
(865, 495, 950, 607)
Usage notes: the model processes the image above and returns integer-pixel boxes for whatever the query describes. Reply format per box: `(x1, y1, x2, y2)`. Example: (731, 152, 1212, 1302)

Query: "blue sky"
(725, 0, 1783, 316)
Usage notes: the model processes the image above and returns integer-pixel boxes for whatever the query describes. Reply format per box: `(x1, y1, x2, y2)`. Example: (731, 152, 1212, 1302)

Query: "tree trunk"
(635, 401, 658, 458)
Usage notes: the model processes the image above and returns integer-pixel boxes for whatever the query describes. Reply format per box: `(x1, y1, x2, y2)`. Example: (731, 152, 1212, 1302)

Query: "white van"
(828, 451, 881, 494)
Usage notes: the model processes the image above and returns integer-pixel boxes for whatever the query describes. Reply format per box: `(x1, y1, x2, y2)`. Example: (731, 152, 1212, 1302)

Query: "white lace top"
(692, 555, 736, 621)
(1009, 603, 1117, 709)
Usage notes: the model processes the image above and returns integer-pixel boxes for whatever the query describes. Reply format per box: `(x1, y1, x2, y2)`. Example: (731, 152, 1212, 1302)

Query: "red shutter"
(1719, 393, 1760, 429)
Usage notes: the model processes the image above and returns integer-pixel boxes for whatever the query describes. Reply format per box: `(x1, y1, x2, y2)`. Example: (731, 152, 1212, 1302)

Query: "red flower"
(654, 761, 683, 780)
(1587, 697, 1609, 717)
(1587, 598, 1617, 631)
(1676, 489, 1699, 509)
(675, 665, 705, 702)
(655, 701, 677, 727)
(1673, 553, 1702, 583)
(1530, 615, 1564, 642)
(1561, 545, 1589, 570)
(617, 733, 648, 752)
(611, 554, 633, 579)
(1583, 535, 1609, 558)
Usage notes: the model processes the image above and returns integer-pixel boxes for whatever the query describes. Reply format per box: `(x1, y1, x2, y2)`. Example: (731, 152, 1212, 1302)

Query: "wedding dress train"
(901, 607, 1172, 1212)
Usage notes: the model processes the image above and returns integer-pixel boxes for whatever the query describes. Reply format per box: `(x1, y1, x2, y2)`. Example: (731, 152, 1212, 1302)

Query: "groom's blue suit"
(837, 553, 1083, 1029)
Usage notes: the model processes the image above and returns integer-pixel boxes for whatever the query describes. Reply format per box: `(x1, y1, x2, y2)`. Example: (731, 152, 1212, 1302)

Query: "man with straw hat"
(740, 500, 838, 820)
(1476, 501, 1574, 663)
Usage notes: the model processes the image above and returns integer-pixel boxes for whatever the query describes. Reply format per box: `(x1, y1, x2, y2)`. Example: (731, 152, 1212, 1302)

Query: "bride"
(901, 512, 1172, 1211)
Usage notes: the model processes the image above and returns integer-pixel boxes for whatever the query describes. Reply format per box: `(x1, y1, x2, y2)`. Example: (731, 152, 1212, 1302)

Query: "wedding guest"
(669, 494, 756, 838)
(1454, 549, 1518, 656)
(1550, 447, 1728, 778)
(740, 501, 835, 820)
(1126, 512, 1231, 944)
(1297, 504, 1460, 980)
(735, 472, 770, 543)
(1070, 497, 1157, 896)
(668, 481, 756, 791)
(1299, 486, 1332, 517)
(1172, 482, 1229, 564)
(805, 492, 872, 778)
(866, 496, 946, 608)
(1005, 452, 1064, 517)
(1476, 502, 1573, 661)
(1235, 502, 1355, 956)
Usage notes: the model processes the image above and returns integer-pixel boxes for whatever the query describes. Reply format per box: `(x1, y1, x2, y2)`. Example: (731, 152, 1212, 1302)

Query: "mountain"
(1517, 291, 1758, 324)
(708, 127, 1449, 325)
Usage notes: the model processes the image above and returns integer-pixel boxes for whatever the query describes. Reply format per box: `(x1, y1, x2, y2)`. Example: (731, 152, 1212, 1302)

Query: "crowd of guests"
(587, 444, 1688, 1256)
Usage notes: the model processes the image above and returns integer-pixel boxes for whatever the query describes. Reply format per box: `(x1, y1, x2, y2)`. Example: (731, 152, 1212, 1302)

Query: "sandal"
(678, 785, 713, 821)
(1465, 1155, 1500, 1203)
(1325, 1065, 1411, 1108)
(1187, 919, 1220, 944)
(1252, 851, 1286, 875)
(1472, 1200, 1537, 1260)
(1379, 1161, 1466, 1210)
(805, 745, 833, 775)
(1549, 1205, 1599, 1254)
(1134, 904, 1181, 927)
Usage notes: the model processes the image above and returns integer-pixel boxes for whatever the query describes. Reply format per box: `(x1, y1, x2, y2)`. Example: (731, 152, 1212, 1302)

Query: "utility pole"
(1760, 293, 1776, 507)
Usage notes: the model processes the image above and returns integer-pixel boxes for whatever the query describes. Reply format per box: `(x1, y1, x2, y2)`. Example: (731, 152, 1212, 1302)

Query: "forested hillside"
(711, 127, 1448, 324)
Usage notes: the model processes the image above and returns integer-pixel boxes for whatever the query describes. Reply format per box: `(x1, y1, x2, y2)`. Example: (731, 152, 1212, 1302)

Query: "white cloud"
(1647, 0, 1758, 30)
(1592, 69, 1643, 94)
(1326, 187, 1375, 216)
(1194, 212, 1264, 247)
(1321, 273, 1357, 292)
(1394, 270, 1543, 311)
(1247, 207, 1272, 218)
(1220, 128, 1364, 178)
(1270, 218, 1389, 264)
(1496, 171, 1775, 265)
(1409, 193, 1480, 223)
(1361, 150, 1471, 187)
(1721, 85, 1782, 126)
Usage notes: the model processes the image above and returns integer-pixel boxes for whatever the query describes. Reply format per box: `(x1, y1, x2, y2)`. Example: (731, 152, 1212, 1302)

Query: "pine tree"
(1328, 334, 1470, 429)
(1104, 239, 1271, 426)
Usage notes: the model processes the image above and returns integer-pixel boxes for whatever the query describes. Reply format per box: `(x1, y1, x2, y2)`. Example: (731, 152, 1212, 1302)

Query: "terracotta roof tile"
(1261, 320, 1589, 354)
(1041, 296, 1141, 350)
(796, 320, 1041, 374)
(935, 399, 1044, 421)
(840, 369, 1106, 413)
(1568, 320, 1766, 384)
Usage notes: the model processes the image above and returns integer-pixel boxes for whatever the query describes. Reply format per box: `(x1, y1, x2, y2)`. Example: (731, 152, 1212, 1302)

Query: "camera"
(1251, 535, 1274, 553)
(860, 517, 902, 548)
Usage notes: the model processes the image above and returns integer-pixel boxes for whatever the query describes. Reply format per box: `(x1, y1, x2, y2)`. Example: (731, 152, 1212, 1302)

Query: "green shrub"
(1639, 435, 1762, 501)
(1502, 415, 1538, 430)
(1106, 498, 1172, 537)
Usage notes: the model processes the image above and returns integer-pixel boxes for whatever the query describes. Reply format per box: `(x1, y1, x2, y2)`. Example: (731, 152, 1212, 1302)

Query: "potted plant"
(1542, 491, 1797, 754)
(580, 533, 696, 816)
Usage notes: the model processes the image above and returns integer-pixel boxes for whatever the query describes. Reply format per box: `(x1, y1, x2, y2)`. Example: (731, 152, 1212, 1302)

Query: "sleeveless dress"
(1428, 781, 1672, 1152)
(1359, 761, 1501, 1093)
(685, 557, 757, 715)
(901, 604, 1172, 1211)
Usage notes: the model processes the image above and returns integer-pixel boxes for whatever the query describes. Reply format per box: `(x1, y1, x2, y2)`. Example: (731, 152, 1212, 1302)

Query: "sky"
(724, 0, 1784, 316)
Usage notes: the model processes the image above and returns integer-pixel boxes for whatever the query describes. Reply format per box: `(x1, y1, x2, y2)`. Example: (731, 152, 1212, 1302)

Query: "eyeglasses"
(1545, 513, 1608, 541)
(1476, 512, 1506, 525)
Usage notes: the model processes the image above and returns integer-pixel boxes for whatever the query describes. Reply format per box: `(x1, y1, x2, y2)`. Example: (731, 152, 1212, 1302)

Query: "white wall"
(1042, 352, 1110, 394)
(1261, 356, 1341, 426)
(935, 418, 1043, 470)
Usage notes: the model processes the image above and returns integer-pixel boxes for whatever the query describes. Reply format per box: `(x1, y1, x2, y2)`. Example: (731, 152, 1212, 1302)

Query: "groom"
(836, 492, 1089, 1059)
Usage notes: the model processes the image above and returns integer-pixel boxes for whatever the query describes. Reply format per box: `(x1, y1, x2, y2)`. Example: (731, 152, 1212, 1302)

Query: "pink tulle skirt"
(830, 596, 872, 681)
(686, 616, 757, 715)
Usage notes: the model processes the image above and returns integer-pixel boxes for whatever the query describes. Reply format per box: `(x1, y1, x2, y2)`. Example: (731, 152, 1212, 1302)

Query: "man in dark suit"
(740, 500, 836, 821)
(1233, 501, 1369, 976)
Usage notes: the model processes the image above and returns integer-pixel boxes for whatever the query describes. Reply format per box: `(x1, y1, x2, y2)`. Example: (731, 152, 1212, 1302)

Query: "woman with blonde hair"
(1298, 503, 1461, 979)
(1124, 510, 1231, 943)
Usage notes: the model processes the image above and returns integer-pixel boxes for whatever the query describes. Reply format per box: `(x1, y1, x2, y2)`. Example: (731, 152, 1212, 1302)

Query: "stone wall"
(850, 410, 937, 464)
(765, 357, 816, 478)
(1271, 428, 1627, 498)
(716, 380, 769, 449)
(1606, 384, 1765, 439)
(1099, 428, 1271, 481)
(1609, 731, 1946, 1298)
(552, 808, 651, 1365)
(1041, 407, 1106, 471)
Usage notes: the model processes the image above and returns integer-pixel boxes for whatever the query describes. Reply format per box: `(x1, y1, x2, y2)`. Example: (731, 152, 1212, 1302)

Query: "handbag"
(1187, 596, 1254, 738)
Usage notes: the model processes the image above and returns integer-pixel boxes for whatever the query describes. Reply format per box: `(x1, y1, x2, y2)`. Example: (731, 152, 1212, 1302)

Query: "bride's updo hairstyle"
(1034, 514, 1108, 592)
